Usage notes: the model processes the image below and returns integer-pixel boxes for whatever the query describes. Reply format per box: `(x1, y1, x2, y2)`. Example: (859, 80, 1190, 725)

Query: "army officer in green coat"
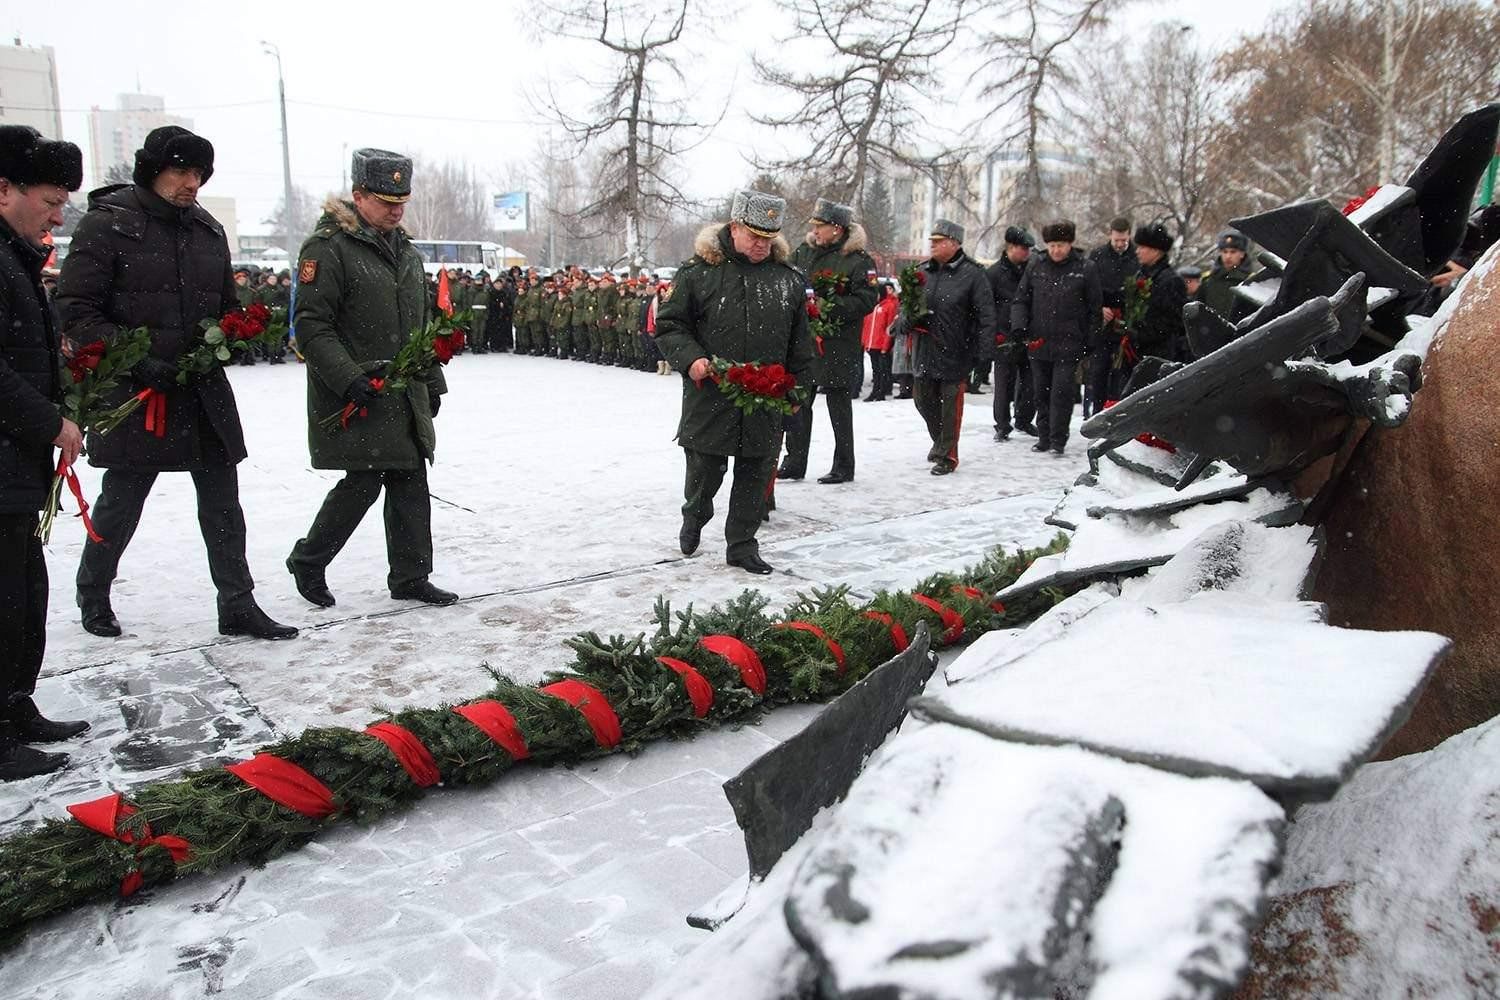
(286, 149, 457, 609)
(655, 190, 815, 575)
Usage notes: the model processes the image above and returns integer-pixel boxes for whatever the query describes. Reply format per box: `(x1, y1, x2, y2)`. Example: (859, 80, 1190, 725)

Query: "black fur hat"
(1041, 219, 1076, 244)
(133, 126, 215, 187)
(1134, 222, 1174, 252)
(0, 125, 83, 191)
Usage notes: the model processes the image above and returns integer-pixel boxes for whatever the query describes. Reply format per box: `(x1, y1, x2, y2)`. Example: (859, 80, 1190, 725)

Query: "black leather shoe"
(391, 581, 459, 606)
(1032, 442, 1050, 452)
(680, 520, 701, 556)
(81, 603, 122, 638)
(12, 712, 89, 743)
(220, 605, 299, 640)
(995, 428, 1011, 442)
(727, 552, 774, 575)
(776, 466, 804, 481)
(286, 556, 335, 608)
(1051, 445, 1066, 457)
(930, 461, 955, 476)
(1018, 422, 1038, 436)
(817, 472, 853, 485)
(0, 740, 67, 781)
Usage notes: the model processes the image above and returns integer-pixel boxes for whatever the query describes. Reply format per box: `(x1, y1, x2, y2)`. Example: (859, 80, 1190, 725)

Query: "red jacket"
(861, 292, 899, 351)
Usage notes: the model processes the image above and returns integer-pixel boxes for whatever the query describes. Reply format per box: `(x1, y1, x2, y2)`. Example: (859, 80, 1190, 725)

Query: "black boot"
(679, 519, 702, 556)
(0, 726, 67, 781)
(390, 581, 459, 605)
(219, 605, 299, 640)
(286, 555, 335, 608)
(727, 552, 774, 575)
(80, 600, 122, 637)
(8, 697, 89, 743)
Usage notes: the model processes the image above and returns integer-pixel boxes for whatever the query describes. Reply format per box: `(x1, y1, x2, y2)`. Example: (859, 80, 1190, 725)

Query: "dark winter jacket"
(294, 197, 441, 470)
(1011, 248, 1104, 362)
(56, 183, 247, 472)
(0, 217, 65, 514)
(984, 253, 1028, 361)
(1088, 242, 1139, 311)
(1130, 256, 1190, 361)
(912, 249, 996, 383)
(655, 224, 815, 457)
(790, 224, 879, 390)
(1196, 260, 1252, 321)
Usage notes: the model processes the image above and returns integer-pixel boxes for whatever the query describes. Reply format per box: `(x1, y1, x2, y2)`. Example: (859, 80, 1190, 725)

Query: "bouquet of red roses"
(1115, 275, 1152, 369)
(37, 327, 154, 542)
(708, 356, 802, 417)
(807, 268, 849, 352)
(177, 303, 286, 384)
(897, 263, 930, 327)
(318, 313, 467, 432)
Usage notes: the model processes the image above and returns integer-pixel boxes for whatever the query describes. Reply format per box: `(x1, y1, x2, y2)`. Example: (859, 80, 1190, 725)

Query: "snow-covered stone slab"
(997, 489, 1303, 604)
(783, 726, 1124, 1000)
(1121, 521, 1323, 605)
(1104, 439, 1228, 488)
(1048, 457, 1173, 530)
(1239, 715, 1500, 998)
(912, 595, 1450, 800)
(1085, 471, 1260, 519)
(946, 584, 1117, 685)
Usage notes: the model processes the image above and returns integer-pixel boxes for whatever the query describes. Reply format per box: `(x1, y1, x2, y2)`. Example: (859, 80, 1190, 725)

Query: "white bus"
(409, 239, 525, 278)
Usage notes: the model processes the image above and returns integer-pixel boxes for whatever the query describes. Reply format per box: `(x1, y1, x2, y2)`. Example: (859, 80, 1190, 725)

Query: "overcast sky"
(10, 0, 1296, 233)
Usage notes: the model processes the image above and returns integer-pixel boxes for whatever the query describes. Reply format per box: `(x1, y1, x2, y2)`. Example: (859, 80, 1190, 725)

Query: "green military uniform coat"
(1196, 260, 1252, 321)
(294, 198, 443, 470)
(789, 224, 879, 389)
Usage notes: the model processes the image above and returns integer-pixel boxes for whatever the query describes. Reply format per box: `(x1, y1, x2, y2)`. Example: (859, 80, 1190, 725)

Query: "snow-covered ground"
(1, 355, 1084, 999)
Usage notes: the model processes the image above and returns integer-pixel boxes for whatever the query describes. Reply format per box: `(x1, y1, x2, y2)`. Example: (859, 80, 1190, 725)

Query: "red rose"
(1341, 185, 1382, 216)
(1027, 338, 1045, 351)
(220, 313, 244, 337)
(916, 271, 927, 286)
(763, 363, 786, 381)
(806, 300, 821, 319)
(433, 334, 456, 363)
(1135, 278, 1147, 291)
(246, 302, 271, 323)
(727, 366, 746, 385)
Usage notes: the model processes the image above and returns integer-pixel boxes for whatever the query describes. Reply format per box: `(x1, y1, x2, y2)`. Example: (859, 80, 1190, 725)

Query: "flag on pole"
(436, 268, 453, 316)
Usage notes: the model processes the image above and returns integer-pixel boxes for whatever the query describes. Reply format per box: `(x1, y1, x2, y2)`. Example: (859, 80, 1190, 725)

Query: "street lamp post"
(261, 41, 296, 247)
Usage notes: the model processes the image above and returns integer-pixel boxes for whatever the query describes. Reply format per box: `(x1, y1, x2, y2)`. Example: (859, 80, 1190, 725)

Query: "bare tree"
(1080, 24, 1216, 251)
(973, 0, 1134, 229)
(535, 0, 721, 272)
(751, 0, 970, 211)
(263, 185, 321, 251)
(401, 159, 492, 241)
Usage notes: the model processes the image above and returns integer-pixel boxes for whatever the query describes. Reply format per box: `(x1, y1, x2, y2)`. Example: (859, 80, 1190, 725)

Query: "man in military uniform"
(655, 191, 815, 574)
(286, 148, 457, 608)
(550, 278, 574, 357)
(596, 272, 620, 364)
(59, 125, 296, 641)
(535, 275, 556, 356)
(1196, 230, 1252, 321)
(513, 277, 533, 354)
(780, 198, 878, 484)
(573, 276, 598, 362)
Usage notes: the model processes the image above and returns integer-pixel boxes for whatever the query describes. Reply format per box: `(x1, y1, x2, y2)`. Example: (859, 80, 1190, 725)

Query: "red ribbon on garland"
(140, 388, 167, 438)
(953, 584, 1006, 615)
(655, 657, 714, 717)
(862, 610, 910, 652)
(775, 621, 847, 675)
(698, 634, 767, 695)
(912, 593, 965, 644)
(224, 754, 337, 819)
(364, 722, 441, 787)
(540, 680, 622, 749)
(454, 700, 530, 760)
(55, 458, 104, 543)
(67, 792, 192, 896)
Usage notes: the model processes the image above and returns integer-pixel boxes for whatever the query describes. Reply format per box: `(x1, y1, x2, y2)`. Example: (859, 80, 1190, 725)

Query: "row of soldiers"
(513, 270, 667, 371)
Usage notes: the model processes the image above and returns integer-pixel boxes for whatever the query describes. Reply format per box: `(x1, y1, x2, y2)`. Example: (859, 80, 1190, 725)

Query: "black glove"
(132, 357, 178, 391)
(429, 394, 442, 417)
(344, 375, 382, 406)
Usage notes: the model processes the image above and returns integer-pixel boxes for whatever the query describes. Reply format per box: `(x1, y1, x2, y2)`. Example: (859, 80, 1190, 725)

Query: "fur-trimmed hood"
(320, 196, 362, 234)
(801, 222, 867, 256)
(694, 223, 792, 266)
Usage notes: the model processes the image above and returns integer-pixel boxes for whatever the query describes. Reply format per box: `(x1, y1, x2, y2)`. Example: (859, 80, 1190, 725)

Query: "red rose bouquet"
(318, 313, 467, 432)
(708, 356, 803, 417)
(807, 268, 849, 354)
(177, 303, 286, 384)
(1116, 275, 1152, 369)
(897, 263, 930, 327)
(37, 327, 154, 542)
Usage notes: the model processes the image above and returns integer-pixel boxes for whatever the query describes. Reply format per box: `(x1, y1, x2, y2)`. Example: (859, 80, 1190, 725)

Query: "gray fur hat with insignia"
(351, 148, 413, 203)
(809, 197, 853, 230)
(730, 189, 786, 237)
(930, 218, 964, 243)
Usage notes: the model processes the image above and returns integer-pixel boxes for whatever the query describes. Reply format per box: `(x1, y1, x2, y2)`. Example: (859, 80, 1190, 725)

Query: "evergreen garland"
(0, 535, 1072, 943)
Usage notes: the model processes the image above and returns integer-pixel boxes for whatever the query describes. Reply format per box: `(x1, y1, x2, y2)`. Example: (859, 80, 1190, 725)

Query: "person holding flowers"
(0, 125, 94, 779)
(286, 148, 457, 609)
(654, 190, 815, 575)
(56, 126, 295, 643)
(780, 198, 878, 485)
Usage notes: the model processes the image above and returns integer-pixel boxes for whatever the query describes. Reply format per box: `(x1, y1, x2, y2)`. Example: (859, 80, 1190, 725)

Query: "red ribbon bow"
(139, 388, 167, 438)
(55, 458, 104, 543)
(698, 634, 767, 695)
(67, 792, 192, 896)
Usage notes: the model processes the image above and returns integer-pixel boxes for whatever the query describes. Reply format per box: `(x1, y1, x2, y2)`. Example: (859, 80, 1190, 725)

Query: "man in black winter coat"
(57, 126, 295, 643)
(1086, 216, 1139, 415)
(913, 220, 996, 475)
(984, 225, 1036, 442)
(0, 126, 92, 780)
(1128, 222, 1189, 364)
(1011, 220, 1103, 456)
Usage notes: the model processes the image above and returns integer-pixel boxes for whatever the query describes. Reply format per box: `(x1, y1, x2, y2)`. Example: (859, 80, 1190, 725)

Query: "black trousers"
(0, 513, 47, 714)
(913, 377, 966, 467)
(289, 467, 433, 591)
(781, 386, 855, 479)
(683, 448, 776, 560)
(77, 465, 255, 616)
(865, 350, 892, 399)
(1030, 356, 1080, 450)
(993, 353, 1035, 433)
